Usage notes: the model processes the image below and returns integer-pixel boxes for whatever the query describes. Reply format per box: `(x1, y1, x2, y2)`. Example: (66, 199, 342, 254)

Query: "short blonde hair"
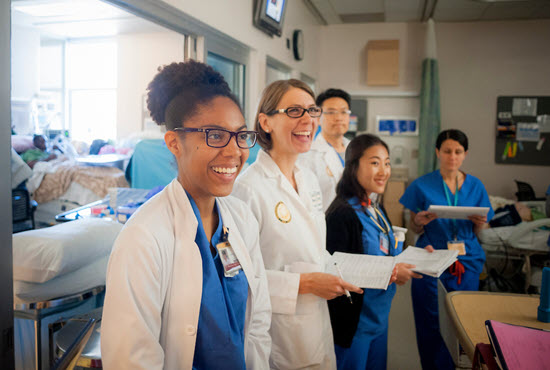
(254, 79, 315, 151)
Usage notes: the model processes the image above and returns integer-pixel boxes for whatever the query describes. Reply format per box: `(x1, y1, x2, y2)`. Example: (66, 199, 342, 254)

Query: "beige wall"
(165, 0, 322, 125)
(116, 32, 185, 139)
(317, 20, 550, 198)
(436, 20, 550, 198)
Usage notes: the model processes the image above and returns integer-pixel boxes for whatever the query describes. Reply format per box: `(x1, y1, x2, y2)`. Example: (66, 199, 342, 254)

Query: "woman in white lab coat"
(101, 60, 271, 370)
(232, 79, 362, 370)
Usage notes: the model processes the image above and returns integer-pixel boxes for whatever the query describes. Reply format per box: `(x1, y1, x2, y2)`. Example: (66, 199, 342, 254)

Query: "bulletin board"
(495, 96, 550, 166)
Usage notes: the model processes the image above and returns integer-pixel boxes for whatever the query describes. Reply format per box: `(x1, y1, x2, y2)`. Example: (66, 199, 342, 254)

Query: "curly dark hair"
(146, 60, 241, 130)
(315, 88, 351, 109)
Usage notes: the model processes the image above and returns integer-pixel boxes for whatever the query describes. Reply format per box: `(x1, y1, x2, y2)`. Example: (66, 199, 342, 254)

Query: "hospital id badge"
(447, 240, 466, 256)
(216, 241, 242, 277)
(379, 233, 389, 255)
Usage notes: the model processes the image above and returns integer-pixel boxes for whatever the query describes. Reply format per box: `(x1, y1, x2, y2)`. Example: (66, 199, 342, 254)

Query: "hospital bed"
(479, 218, 550, 292)
(12, 218, 122, 370)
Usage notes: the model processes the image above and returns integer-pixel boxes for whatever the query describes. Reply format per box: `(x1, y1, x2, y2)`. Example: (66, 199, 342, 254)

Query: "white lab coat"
(299, 134, 350, 212)
(101, 179, 271, 370)
(233, 150, 336, 370)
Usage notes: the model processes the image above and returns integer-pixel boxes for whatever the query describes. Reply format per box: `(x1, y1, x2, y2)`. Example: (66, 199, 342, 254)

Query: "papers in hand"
(427, 205, 489, 220)
(395, 247, 458, 278)
(326, 252, 396, 290)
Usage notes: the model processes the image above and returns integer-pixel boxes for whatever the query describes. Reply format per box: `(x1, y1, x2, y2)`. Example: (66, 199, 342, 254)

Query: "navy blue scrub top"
(186, 193, 248, 370)
(348, 197, 402, 336)
(399, 170, 494, 274)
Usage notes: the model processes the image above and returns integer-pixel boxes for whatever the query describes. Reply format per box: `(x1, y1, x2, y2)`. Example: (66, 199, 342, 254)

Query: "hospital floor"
(387, 280, 422, 370)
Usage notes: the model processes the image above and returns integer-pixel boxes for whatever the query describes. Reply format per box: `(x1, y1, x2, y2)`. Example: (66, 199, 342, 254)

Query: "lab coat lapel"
(257, 150, 313, 216)
(217, 199, 254, 291)
(317, 134, 345, 181)
(164, 179, 202, 366)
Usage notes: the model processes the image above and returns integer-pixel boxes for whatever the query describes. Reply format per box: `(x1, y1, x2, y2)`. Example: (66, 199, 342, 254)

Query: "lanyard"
(363, 205, 391, 235)
(443, 176, 459, 239)
(326, 141, 345, 167)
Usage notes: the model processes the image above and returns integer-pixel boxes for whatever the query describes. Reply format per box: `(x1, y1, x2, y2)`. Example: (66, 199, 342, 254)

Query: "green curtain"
(417, 57, 441, 176)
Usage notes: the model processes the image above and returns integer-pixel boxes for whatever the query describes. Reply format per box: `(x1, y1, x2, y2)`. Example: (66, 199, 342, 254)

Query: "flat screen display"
(265, 0, 285, 23)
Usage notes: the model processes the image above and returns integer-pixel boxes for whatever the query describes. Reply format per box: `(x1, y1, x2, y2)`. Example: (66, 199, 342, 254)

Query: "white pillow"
(13, 218, 123, 283)
(14, 255, 109, 304)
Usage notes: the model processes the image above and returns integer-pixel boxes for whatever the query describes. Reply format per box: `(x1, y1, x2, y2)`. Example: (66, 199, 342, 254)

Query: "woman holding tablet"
(399, 129, 494, 370)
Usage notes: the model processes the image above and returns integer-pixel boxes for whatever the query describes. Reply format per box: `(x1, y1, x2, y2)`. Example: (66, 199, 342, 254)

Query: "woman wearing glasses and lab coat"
(101, 61, 271, 370)
(233, 79, 362, 370)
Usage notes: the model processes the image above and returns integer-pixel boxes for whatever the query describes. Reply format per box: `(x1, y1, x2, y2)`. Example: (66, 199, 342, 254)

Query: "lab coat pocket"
(283, 262, 322, 315)
(270, 299, 326, 369)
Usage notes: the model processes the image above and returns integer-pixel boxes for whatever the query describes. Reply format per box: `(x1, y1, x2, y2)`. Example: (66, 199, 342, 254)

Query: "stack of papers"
(395, 247, 458, 278)
(427, 205, 489, 220)
(326, 247, 459, 290)
(326, 252, 395, 290)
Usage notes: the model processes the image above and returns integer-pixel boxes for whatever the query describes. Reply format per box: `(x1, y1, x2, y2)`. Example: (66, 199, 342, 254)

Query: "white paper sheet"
(326, 252, 395, 290)
(427, 205, 489, 220)
(395, 247, 458, 278)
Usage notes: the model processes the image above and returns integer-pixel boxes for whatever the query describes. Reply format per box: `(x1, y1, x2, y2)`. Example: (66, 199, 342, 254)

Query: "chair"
(12, 188, 37, 233)
(514, 180, 545, 202)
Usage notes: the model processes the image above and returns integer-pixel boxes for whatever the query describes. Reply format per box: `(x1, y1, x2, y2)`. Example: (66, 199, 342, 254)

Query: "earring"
(265, 129, 271, 133)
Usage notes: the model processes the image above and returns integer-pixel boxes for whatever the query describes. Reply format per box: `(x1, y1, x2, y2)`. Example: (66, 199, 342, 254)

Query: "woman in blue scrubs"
(399, 129, 494, 370)
(326, 134, 420, 370)
(101, 61, 271, 369)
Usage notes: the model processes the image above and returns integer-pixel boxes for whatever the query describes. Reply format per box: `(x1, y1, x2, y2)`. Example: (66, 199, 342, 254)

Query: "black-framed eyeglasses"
(267, 106, 322, 118)
(173, 127, 258, 149)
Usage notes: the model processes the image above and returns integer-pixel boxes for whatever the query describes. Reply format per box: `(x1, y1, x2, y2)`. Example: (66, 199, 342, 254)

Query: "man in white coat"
(300, 89, 352, 211)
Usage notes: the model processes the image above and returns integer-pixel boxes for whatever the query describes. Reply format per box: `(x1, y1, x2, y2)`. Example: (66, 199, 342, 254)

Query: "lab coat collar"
(311, 133, 350, 154)
(166, 179, 199, 243)
(256, 149, 313, 214)
(256, 148, 307, 180)
(166, 180, 253, 280)
(255, 149, 282, 178)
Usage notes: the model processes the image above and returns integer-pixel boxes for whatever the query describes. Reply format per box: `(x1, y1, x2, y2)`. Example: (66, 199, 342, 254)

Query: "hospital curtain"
(417, 19, 441, 176)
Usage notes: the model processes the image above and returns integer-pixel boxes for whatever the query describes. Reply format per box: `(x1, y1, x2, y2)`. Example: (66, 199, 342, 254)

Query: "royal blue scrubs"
(399, 170, 494, 370)
(335, 196, 403, 370)
(187, 193, 249, 370)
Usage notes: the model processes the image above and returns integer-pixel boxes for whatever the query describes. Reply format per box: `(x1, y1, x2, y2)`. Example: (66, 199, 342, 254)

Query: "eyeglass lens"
(206, 129, 257, 149)
(286, 107, 322, 118)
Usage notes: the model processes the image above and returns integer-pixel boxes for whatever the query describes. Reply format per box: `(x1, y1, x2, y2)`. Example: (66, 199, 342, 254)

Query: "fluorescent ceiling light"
(13, 0, 124, 19)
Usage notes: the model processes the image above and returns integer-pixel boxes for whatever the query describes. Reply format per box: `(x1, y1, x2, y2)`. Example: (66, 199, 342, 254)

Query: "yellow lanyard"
(365, 206, 391, 235)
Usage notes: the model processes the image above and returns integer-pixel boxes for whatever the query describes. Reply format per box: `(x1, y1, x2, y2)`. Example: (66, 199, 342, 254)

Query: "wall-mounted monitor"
(253, 0, 287, 37)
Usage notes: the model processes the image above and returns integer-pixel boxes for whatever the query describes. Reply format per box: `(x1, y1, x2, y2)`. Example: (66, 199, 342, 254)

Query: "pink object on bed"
(11, 135, 35, 154)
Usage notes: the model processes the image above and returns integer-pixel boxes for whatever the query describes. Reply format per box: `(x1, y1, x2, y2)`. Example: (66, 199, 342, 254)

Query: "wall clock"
(292, 30, 304, 61)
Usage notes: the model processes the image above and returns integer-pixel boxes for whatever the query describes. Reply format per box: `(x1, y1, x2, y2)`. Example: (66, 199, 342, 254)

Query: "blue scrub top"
(399, 170, 494, 274)
(187, 193, 248, 370)
(348, 197, 402, 336)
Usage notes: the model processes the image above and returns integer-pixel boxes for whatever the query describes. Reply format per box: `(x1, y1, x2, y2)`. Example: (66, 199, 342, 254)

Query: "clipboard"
(427, 205, 489, 220)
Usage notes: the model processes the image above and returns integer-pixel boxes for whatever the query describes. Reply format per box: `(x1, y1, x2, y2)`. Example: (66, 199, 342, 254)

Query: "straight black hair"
(326, 134, 389, 215)
(315, 88, 351, 109)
